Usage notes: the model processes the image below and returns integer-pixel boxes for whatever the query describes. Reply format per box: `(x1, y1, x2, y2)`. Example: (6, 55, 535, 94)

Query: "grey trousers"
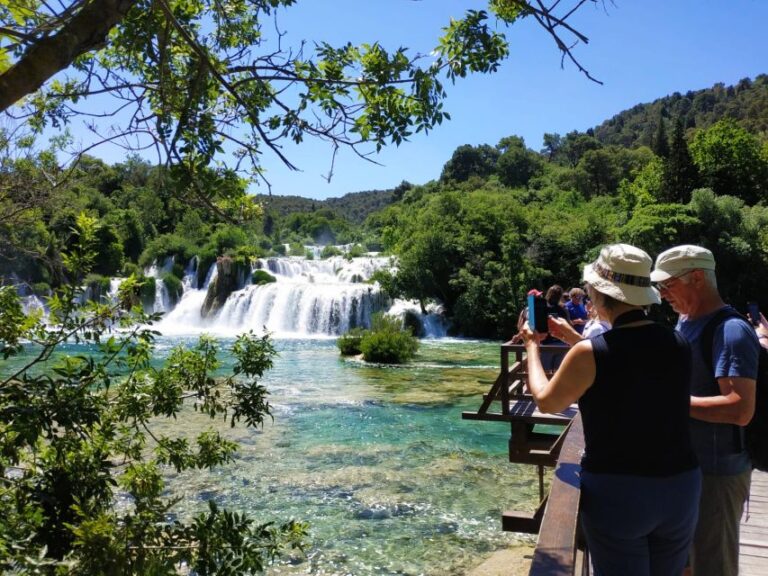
(690, 469, 751, 576)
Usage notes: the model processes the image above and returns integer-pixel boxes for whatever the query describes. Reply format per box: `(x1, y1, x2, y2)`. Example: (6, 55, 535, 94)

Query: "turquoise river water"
(13, 337, 544, 575)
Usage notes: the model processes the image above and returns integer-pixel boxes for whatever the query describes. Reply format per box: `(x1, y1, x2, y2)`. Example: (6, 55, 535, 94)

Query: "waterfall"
(387, 300, 450, 339)
(154, 261, 217, 333)
(212, 280, 388, 336)
(156, 255, 393, 337)
(145, 256, 175, 313)
(154, 279, 171, 314)
(14, 251, 451, 338)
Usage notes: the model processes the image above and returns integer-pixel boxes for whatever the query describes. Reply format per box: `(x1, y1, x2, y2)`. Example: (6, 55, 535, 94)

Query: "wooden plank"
(502, 497, 548, 534)
(740, 469, 768, 574)
(528, 413, 584, 576)
(462, 401, 576, 425)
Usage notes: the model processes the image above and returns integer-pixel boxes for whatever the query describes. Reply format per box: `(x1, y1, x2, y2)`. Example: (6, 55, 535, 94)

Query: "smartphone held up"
(747, 301, 760, 327)
(528, 294, 549, 333)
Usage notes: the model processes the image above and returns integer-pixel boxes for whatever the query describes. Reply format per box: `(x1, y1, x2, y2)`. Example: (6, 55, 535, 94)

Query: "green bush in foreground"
(359, 313, 419, 364)
(337, 327, 365, 356)
(0, 213, 308, 574)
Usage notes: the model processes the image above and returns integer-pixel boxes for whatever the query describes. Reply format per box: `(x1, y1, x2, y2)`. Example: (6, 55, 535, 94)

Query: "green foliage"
(137, 274, 157, 309)
(0, 218, 307, 573)
(440, 143, 499, 182)
(139, 234, 196, 269)
(618, 203, 700, 257)
(346, 244, 366, 258)
(593, 75, 768, 147)
(660, 117, 700, 203)
(496, 136, 543, 188)
(255, 190, 396, 226)
(689, 118, 768, 204)
(337, 327, 366, 356)
(252, 269, 277, 285)
(207, 225, 251, 257)
(92, 221, 125, 276)
(358, 313, 419, 363)
(320, 245, 343, 258)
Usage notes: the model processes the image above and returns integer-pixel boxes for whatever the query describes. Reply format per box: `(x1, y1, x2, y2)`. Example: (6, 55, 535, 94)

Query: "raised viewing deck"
(463, 342, 768, 575)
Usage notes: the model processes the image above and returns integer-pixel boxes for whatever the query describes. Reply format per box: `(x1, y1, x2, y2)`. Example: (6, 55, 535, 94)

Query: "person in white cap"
(651, 244, 759, 576)
(521, 243, 701, 576)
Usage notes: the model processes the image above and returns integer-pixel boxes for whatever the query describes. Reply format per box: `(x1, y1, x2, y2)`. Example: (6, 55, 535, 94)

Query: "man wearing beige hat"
(652, 244, 760, 576)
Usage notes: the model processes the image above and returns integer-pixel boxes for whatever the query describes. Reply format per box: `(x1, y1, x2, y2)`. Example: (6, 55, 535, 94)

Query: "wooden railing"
(528, 412, 588, 576)
(462, 342, 588, 574)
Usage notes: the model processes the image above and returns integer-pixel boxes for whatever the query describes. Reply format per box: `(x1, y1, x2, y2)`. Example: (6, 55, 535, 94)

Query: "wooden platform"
(740, 469, 768, 575)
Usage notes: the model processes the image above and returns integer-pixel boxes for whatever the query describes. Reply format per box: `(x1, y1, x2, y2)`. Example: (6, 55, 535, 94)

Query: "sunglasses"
(654, 270, 694, 291)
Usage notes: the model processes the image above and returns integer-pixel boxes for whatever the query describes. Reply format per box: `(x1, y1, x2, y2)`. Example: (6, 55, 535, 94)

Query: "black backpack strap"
(673, 330, 692, 383)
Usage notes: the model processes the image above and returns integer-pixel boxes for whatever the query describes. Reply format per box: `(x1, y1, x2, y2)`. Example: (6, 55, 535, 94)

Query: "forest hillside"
(2, 75, 767, 338)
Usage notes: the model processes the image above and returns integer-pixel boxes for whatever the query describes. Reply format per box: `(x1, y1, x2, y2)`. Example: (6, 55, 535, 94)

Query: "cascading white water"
(386, 300, 450, 339)
(145, 256, 175, 314)
(14, 252, 451, 338)
(154, 254, 398, 337)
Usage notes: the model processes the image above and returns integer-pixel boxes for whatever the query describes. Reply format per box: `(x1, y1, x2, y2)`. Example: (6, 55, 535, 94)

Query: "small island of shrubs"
(337, 312, 419, 364)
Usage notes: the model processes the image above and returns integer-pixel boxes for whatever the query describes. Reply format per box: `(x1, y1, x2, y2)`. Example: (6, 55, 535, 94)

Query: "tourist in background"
(539, 284, 571, 371)
(548, 296, 610, 345)
(652, 244, 758, 576)
(522, 244, 701, 576)
(565, 287, 588, 334)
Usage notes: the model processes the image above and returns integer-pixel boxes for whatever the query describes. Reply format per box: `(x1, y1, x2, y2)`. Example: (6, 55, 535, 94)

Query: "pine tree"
(652, 110, 670, 158)
(661, 117, 700, 203)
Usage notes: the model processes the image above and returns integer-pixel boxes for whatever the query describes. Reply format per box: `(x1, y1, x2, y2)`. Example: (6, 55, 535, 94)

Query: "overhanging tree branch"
(0, 0, 138, 112)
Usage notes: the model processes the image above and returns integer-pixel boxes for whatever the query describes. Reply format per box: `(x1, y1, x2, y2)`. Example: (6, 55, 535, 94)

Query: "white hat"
(650, 244, 716, 282)
(583, 244, 660, 306)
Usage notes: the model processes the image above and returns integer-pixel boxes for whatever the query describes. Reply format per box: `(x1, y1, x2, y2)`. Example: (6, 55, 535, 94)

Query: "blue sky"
(67, 1, 768, 200)
(257, 0, 768, 199)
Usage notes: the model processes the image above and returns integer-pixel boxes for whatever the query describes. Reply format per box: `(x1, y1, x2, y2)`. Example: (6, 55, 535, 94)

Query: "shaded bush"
(252, 270, 277, 285)
(31, 282, 51, 297)
(122, 262, 140, 278)
(337, 327, 365, 356)
(320, 245, 342, 259)
(359, 313, 419, 363)
(139, 275, 156, 309)
(346, 244, 366, 258)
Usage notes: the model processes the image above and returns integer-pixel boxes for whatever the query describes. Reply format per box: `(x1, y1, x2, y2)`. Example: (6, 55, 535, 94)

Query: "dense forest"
(2, 76, 768, 339)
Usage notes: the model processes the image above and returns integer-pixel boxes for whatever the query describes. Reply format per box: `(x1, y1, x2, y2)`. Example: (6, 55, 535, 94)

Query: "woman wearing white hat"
(521, 243, 701, 576)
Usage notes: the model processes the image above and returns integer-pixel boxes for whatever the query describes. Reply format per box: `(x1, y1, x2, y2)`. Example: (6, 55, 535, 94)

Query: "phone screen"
(527, 295, 549, 333)
(747, 302, 760, 326)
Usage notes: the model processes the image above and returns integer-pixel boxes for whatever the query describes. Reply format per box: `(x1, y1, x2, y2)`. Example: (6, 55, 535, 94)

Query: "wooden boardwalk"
(740, 469, 768, 575)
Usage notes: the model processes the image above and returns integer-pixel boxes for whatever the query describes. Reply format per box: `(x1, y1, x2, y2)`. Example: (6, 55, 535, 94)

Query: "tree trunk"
(0, 0, 138, 112)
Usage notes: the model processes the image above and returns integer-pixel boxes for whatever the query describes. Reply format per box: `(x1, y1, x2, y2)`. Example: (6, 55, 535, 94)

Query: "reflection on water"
(12, 336, 541, 575)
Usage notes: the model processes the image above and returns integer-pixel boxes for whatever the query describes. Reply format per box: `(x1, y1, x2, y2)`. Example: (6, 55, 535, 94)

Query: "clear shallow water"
(8, 337, 541, 575)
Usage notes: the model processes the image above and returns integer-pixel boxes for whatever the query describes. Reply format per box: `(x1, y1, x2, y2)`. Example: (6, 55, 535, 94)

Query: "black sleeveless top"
(579, 312, 699, 476)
